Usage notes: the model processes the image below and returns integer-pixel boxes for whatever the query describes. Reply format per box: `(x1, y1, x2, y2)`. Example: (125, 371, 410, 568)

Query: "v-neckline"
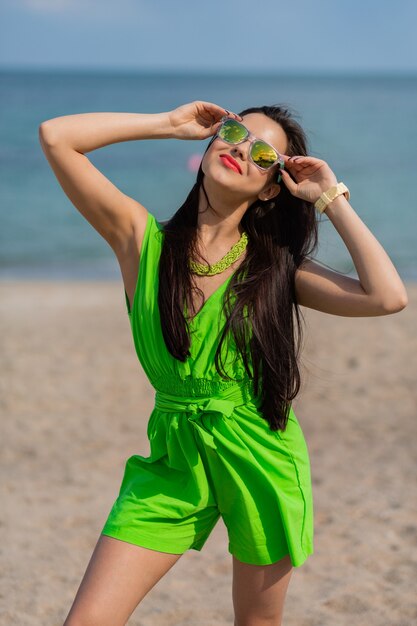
(185, 271, 235, 325)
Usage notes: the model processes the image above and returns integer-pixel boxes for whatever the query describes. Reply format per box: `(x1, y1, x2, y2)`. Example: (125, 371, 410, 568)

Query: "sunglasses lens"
(218, 119, 247, 143)
(251, 140, 278, 169)
(218, 120, 281, 172)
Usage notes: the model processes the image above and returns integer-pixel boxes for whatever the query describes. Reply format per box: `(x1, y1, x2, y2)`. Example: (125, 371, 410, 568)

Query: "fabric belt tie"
(154, 382, 260, 425)
(151, 383, 262, 464)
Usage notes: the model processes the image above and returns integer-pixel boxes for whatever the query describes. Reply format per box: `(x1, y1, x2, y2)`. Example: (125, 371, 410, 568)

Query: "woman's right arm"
(38, 102, 239, 254)
(38, 112, 173, 256)
(38, 102, 237, 306)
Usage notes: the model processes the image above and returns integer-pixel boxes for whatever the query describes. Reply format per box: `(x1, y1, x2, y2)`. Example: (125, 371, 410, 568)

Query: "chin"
(207, 161, 241, 187)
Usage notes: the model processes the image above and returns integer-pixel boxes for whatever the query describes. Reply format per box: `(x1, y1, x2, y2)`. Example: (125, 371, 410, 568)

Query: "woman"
(39, 100, 408, 626)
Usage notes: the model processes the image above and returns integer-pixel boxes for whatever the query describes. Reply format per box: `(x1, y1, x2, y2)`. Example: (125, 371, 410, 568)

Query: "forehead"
(241, 113, 288, 154)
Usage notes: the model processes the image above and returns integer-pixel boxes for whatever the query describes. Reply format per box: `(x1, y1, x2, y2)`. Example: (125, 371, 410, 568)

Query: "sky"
(1, 0, 416, 74)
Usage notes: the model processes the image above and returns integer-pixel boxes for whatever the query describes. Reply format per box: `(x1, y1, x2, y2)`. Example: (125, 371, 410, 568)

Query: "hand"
(168, 100, 243, 140)
(279, 155, 338, 204)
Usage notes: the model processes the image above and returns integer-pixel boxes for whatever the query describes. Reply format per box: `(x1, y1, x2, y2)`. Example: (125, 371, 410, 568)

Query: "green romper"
(101, 211, 314, 567)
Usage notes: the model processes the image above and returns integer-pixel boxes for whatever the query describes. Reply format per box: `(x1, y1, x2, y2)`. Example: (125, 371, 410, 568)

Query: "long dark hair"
(158, 104, 319, 431)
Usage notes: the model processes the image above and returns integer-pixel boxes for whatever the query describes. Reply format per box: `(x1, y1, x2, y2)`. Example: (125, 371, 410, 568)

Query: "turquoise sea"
(0, 68, 416, 280)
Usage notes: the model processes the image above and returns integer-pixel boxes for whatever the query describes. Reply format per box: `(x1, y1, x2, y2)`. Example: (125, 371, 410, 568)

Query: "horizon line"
(1, 64, 417, 77)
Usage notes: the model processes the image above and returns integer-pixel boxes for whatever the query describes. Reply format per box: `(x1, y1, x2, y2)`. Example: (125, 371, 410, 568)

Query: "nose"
(231, 141, 249, 161)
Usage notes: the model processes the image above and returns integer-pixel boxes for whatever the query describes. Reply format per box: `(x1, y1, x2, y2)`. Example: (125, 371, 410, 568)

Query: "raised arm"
(38, 101, 240, 309)
(38, 111, 173, 255)
(280, 155, 408, 317)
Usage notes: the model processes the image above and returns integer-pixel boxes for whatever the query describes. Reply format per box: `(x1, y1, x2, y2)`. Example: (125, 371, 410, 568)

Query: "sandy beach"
(1, 279, 416, 626)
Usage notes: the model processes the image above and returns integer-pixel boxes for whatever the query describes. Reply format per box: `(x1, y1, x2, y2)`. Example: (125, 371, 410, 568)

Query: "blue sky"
(1, 0, 416, 73)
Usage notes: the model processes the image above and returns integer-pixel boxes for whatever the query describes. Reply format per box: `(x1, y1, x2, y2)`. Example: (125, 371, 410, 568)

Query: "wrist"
(314, 182, 350, 214)
(316, 180, 338, 200)
(166, 110, 188, 139)
(152, 111, 177, 139)
(324, 192, 350, 214)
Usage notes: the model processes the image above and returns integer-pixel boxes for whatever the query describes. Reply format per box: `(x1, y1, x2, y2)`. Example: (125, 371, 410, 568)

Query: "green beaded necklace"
(189, 231, 248, 276)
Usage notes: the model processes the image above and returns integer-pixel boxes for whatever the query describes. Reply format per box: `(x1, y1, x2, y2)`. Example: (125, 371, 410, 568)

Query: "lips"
(219, 154, 242, 174)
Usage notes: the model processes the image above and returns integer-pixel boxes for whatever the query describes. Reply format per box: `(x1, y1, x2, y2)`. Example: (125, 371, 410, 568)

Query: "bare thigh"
(232, 553, 293, 626)
(63, 534, 184, 626)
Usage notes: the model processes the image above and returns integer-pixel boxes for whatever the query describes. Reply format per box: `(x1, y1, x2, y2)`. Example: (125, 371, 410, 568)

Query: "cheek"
(200, 153, 209, 175)
(202, 148, 229, 177)
(201, 148, 215, 173)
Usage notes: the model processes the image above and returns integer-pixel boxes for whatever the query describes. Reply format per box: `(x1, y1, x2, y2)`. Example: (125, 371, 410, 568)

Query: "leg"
(63, 534, 184, 626)
(232, 553, 293, 626)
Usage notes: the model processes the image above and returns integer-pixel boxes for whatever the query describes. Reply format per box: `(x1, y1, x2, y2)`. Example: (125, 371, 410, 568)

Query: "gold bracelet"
(314, 182, 350, 214)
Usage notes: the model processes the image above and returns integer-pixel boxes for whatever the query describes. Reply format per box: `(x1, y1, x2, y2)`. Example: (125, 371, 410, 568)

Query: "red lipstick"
(219, 154, 242, 174)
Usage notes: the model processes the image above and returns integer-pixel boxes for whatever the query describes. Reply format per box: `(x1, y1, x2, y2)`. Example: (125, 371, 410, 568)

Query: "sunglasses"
(215, 116, 285, 182)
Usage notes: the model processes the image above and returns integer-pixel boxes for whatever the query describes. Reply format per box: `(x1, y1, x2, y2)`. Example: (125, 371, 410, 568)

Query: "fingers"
(282, 155, 305, 166)
(208, 103, 242, 121)
(282, 155, 312, 161)
(223, 109, 243, 121)
(199, 101, 243, 122)
(279, 167, 298, 194)
(282, 155, 324, 168)
(280, 158, 304, 178)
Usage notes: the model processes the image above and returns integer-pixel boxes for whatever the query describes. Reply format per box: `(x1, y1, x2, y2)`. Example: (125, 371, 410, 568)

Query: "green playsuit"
(101, 211, 314, 567)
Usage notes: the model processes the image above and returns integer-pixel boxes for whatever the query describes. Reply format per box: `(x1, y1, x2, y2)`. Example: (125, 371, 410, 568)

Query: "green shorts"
(101, 383, 314, 567)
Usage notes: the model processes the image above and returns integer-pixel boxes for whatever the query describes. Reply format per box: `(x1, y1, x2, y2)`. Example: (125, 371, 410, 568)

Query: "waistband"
(154, 380, 261, 421)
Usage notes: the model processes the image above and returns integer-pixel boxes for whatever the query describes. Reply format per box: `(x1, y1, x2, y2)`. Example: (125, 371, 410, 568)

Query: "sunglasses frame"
(215, 116, 285, 182)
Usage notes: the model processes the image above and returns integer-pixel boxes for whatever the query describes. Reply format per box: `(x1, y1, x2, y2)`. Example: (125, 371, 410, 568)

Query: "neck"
(196, 187, 249, 244)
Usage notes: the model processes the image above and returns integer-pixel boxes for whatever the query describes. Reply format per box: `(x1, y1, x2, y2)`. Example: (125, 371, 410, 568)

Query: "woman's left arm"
(280, 155, 409, 317)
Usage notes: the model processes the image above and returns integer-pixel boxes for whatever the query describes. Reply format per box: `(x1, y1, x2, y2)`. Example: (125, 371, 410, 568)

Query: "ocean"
(1, 68, 416, 281)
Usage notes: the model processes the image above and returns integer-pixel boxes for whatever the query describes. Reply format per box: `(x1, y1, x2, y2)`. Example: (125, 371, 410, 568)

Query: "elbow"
(38, 122, 50, 148)
(380, 290, 409, 314)
(38, 120, 59, 149)
(38, 122, 50, 146)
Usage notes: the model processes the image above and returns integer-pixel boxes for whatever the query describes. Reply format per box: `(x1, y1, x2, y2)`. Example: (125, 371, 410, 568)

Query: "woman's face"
(201, 112, 288, 202)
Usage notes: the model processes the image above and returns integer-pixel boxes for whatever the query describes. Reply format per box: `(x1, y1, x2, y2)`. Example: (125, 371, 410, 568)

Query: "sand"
(1, 279, 416, 626)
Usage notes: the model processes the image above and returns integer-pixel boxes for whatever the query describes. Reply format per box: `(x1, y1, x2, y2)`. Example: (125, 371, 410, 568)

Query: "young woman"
(39, 100, 408, 626)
